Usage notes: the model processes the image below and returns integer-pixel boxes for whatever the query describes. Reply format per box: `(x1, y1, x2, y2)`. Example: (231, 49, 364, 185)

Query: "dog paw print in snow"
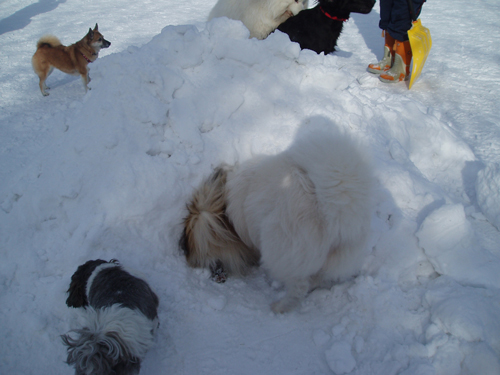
(313, 329, 331, 347)
(325, 341, 356, 374)
(0, 193, 22, 214)
(205, 294, 227, 311)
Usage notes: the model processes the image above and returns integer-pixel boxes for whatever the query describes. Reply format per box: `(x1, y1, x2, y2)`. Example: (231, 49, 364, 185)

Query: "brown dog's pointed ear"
(87, 27, 94, 40)
(94, 23, 98, 31)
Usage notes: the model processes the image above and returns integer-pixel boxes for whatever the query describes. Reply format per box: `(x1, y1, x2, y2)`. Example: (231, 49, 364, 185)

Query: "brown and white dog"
(32, 24, 110, 96)
(180, 129, 374, 313)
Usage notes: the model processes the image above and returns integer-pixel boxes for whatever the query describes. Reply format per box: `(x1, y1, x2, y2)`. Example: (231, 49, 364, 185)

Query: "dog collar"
(319, 6, 349, 22)
(80, 52, 93, 63)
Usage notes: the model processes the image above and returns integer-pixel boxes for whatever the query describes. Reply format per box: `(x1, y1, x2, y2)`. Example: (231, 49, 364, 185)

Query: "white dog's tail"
(36, 35, 62, 49)
(62, 305, 156, 375)
(180, 167, 260, 277)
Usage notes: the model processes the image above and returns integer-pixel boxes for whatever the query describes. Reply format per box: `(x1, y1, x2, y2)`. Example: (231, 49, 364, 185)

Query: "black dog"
(62, 259, 159, 375)
(277, 0, 376, 54)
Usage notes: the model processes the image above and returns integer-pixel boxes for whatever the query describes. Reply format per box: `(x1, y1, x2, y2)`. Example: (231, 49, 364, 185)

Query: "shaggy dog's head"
(61, 305, 155, 375)
(180, 167, 260, 282)
(179, 196, 259, 282)
(62, 328, 140, 375)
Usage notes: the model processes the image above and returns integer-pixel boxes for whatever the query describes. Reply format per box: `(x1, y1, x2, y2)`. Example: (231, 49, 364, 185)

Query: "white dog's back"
(208, 0, 306, 39)
(182, 129, 374, 313)
(286, 131, 373, 250)
(227, 131, 373, 291)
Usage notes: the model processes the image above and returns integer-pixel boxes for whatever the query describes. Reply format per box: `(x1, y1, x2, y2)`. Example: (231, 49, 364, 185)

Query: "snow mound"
(325, 341, 356, 374)
(416, 204, 500, 289)
(2, 10, 500, 375)
(425, 277, 500, 373)
(476, 162, 500, 230)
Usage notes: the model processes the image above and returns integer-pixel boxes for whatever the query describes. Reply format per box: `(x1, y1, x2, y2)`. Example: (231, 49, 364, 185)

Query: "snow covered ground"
(1, 0, 500, 374)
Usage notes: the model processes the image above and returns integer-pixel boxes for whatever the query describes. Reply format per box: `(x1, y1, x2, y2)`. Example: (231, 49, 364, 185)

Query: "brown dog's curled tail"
(36, 35, 62, 49)
(180, 167, 259, 278)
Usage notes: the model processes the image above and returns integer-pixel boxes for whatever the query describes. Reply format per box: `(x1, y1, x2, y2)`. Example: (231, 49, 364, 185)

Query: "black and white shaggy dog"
(180, 130, 374, 313)
(277, 0, 376, 54)
(62, 259, 159, 375)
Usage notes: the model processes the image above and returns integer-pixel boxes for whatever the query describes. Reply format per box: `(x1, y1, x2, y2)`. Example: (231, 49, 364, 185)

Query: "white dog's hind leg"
(271, 278, 310, 313)
(309, 272, 335, 291)
(320, 242, 368, 284)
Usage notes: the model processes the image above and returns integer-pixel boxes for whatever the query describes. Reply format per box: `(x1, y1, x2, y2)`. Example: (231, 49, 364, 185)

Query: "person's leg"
(367, 0, 396, 74)
(386, 0, 425, 41)
(379, 0, 425, 82)
(367, 31, 396, 74)
(379, 0, 394, 32)
(379, 39, 412, 82)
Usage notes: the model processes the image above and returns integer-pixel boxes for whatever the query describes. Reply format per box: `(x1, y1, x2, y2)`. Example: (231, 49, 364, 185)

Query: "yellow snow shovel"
(407, 0, 432, 89)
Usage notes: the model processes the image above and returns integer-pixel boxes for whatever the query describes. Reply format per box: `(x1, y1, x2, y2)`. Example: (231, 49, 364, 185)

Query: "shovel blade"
(408, 19, 432, 89)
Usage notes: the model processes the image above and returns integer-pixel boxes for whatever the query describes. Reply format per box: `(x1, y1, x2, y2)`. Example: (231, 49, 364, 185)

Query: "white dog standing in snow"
(208, 0, 307, 39)
(180, 129, 374, 313)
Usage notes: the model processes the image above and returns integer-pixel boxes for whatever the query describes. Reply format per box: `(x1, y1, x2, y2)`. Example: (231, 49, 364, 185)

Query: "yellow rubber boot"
(379, 40, 412, 83)
(367, 31, 396, 74)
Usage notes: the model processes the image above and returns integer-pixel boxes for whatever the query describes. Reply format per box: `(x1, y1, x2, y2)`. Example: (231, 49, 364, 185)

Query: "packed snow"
(1, 0, 500, 374)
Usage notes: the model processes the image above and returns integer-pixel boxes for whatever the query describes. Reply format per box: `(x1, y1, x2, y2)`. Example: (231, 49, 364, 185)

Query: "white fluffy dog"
(180, 129, 374, 313)
(208, 0, 307, 39)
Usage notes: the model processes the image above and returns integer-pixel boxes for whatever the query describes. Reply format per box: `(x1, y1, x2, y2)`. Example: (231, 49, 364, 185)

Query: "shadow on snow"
(0, 0, 67, 36)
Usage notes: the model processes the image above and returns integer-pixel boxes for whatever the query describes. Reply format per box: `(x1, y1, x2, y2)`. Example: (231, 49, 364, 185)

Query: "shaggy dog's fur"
(180, 130, 374, 313)
(208, 0, 308, 39)
(62, 259, 159, 375)
(277, 0, 375, 54)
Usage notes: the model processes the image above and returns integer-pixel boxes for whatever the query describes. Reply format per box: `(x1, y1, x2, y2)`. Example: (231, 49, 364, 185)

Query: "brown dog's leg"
(37, 70, 50, 96)
(39, 79, 48, 96)
(79, 68, 89, 92)
(32, 58, 50, 96)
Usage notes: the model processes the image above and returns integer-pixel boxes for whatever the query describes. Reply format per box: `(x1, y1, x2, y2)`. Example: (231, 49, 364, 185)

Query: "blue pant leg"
(379, 0, 394, 31)
(385, 0, 426, 41)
